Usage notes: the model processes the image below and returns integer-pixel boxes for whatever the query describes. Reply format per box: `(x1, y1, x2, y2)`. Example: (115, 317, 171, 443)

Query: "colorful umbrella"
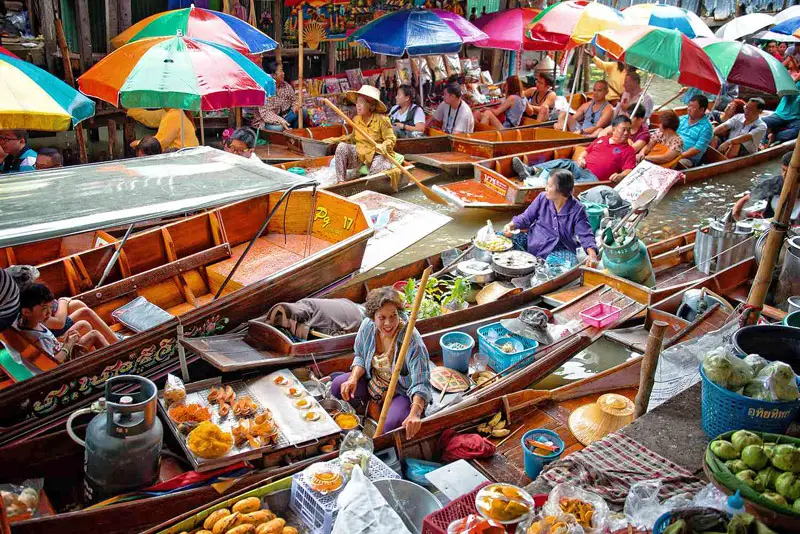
(1, 52, 95, 131)
(111, 6, 276, 54)
(472, 8, 541, 51)
(594, 26, 721, 94)
(78, 35, 275, 111)
(526, 0, 626, 51)
(695, 38, 798, 96)
(429, 9, 489, 45)
(770, 16, 800, 39)
(714, 13, 775, 41)
(348, 9, 464, 56)
(622, 4, 713, 38)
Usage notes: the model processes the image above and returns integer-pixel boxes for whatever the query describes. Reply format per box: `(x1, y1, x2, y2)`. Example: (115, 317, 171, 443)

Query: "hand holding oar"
(321, 98, 448, 205)
(375, 265, 433, 437)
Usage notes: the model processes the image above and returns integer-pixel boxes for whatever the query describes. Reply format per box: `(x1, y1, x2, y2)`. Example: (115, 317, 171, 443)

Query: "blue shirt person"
(0, 130, 37, 174)
(677, 95, 713, 168)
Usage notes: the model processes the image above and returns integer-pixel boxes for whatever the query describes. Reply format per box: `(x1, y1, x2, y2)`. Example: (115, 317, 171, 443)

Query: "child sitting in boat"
(331, 287, 431, 438)
(15, 284, 110, 363)
(223, 127, 264, 164)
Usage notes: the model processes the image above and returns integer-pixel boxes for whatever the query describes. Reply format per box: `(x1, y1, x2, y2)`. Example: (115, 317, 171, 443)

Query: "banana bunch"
(477, 412, 510, 438)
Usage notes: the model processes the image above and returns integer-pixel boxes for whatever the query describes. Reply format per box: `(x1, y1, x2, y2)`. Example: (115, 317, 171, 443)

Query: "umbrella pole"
(298, 7, 304, 129)
(564, 48, 583, 131)
(181, 110, 185, 147)
(632, 73, 655, 119)
(200, 111, 205, 146)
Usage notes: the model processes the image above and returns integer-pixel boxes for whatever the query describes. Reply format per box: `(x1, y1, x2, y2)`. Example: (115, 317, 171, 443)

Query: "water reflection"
(531, 338, 639, 390)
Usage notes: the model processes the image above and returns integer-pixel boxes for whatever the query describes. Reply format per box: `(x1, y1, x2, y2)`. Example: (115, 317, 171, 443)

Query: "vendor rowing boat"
(0, 148, 373, 446)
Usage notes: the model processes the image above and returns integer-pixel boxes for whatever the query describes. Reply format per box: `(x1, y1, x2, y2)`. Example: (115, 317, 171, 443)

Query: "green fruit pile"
(710, 430, 800, 513)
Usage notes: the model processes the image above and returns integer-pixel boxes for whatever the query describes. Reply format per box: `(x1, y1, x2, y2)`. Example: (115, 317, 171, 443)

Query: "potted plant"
(441, 276, 471, 314)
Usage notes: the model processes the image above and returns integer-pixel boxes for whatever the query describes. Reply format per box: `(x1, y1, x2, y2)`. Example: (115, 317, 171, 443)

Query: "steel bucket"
(373, 479, 442, 534)
(776, 237, 800, 309)
(694, 221, 754, 275)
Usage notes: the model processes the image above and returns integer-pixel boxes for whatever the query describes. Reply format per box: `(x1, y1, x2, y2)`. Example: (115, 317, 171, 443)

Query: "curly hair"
(364, 287, 404, 320)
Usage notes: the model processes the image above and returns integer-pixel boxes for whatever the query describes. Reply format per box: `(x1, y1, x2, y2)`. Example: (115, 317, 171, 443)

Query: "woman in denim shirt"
(502, 170, 599, 268)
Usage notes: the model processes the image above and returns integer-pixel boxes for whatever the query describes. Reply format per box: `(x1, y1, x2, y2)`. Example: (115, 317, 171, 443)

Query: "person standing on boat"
(556, 80, 613, 135)
(524, 72, 557, 122)
(332, 287, 431, 438)
(761, 71, 800, 147)
(389, 85, 426, 138)
(502, 169, 598, 268)
(512, 116, 636, 184)
(711, 98, 767, 158)
(589, 52, 627, 103)
(323, 86, 398, 183)
(677, 94, 713, 168)
(127, 109, 199, 151)
(732, 152, 800, 226)
(429, 82, 475, 134)
(475, 75, 528, 129)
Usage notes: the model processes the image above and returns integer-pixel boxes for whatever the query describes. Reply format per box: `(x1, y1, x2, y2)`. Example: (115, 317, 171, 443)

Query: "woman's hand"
(586, 249, 599, 268)
(340, 375, 358, 401)
(402, 404, 424, 438)
(502, 222, 516, 237)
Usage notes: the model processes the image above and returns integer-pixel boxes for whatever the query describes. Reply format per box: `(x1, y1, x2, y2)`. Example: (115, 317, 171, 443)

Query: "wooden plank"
(105, 0, 119, 48)
(75, 0, 92, 73)
(39, 0, 58, 72)
(118, 0, 132, 32)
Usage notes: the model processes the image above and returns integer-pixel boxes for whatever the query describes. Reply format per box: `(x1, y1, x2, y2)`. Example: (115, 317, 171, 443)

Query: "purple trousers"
(331, 372, 411, 432)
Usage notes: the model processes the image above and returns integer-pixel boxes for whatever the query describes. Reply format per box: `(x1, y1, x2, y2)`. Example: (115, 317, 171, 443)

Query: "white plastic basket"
(289, 455, 400, 534)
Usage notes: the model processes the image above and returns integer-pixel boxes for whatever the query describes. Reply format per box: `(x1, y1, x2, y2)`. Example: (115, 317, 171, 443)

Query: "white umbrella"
(775, 5, 800, 24)
(715, 13, 775, 41)
(751, 29, 800, 43)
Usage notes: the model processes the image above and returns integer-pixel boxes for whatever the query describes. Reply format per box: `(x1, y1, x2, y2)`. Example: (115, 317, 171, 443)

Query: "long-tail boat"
(434, 139, 795, 210)
(0, 148, 373, 446)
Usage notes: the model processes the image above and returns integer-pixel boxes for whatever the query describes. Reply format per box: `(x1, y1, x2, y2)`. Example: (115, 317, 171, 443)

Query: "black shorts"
(50, 316, 75, 337)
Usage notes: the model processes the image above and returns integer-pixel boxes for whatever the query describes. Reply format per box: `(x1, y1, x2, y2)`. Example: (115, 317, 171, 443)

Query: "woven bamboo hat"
(568, 393, 635, 446)
(346, 85, 387, 114)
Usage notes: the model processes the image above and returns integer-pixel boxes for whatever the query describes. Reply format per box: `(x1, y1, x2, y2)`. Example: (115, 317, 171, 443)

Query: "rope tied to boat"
(739, 304, 764, 327)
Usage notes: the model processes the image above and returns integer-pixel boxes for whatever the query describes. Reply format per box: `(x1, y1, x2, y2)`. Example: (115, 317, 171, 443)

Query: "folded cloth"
(540, 431, 706, 509)
(266, 298, 364, 339)
(438, 429, 496, 462)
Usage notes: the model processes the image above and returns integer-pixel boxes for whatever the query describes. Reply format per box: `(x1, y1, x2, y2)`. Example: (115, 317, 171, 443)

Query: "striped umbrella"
(594, 26, 721, 94)
(78, 35, 275, 111)
(622, 3, 713, 38)
(527, 0, 627, 51)
(111, 6, 276, 54)
(695, 38, 798, 96)
(1, 52, 95, 131)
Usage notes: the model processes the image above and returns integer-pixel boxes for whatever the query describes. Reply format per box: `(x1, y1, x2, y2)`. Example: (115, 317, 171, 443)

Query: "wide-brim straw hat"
(346, 85, 387, 114)
(475, 282, 522, 306)
(568, 393, 635, 446)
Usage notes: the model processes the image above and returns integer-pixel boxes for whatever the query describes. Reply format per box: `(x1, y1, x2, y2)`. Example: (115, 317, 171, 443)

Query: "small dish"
(285, 386, 305, 398)
(475, 483, 535, 525)
(294, 398, 313, 410)
(303, 411, 320, 422)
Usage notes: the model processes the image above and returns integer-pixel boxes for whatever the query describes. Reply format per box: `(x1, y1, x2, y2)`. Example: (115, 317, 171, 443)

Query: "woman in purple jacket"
(502, 169, 599, 268)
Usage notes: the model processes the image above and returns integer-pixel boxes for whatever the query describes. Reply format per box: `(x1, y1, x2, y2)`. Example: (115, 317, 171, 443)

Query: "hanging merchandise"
(427, 56, 448, 82)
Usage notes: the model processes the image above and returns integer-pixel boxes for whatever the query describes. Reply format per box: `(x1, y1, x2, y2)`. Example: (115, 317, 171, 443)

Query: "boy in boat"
(34, 148, 63, 170)
(15, 284, 110, 363)
(223, 127, 264, 164)
(0, 130, 37, 174)
(136, 137, 162, 157)
(511, 115, 636, 184)
(710, 98, 767, 158)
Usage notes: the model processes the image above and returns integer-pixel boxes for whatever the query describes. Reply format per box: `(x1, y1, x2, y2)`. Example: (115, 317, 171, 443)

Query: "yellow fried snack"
(226, 526, 255, 534)
(232, 497, 261, 514)
(203, 508, 231, 530)
(559, 498, 595, 528)
(240, 510, 274, 525)
(255, 518, 286, 534)
(188, 421, 234, 459)
(212, 512, 241, 534)
(282, 528, 298, 534)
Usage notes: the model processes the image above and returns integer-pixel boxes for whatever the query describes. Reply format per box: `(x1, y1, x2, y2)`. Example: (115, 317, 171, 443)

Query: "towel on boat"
(265, 298, 364, 340)
(332, 467, 411, 534)
(438, 428, 496, 463)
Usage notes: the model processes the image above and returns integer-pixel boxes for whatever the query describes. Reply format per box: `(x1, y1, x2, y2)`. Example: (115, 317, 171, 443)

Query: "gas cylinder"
(602, 233, 655, 288)
(67, 375, 163, 503)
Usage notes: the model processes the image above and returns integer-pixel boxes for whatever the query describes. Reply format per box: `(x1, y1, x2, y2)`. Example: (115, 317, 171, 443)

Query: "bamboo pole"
(744, 139, 800, 324)
(634, 320, 668, 418)
(375, 266, 432, 437)
(54, 19, 88, 164)
(321, 98, 448, 204)
(654, 90, 683, 113)
(298, 7, 304, 129)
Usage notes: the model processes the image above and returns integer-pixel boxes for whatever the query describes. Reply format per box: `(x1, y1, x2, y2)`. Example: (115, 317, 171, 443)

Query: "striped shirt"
(0, 270, 20, 330)
(352, 318, 432, 404)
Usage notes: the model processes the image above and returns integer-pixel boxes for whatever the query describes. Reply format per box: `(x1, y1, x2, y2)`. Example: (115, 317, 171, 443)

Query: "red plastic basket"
(422, 482, 547, 534)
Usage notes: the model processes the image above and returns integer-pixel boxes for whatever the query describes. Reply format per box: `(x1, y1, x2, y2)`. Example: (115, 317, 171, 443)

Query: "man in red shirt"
(512, 115, 636, 183)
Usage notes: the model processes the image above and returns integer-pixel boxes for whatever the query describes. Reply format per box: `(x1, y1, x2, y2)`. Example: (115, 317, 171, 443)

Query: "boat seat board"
(254, 145, 304, 163)
(406, 151, 483, 169)
(542, 285, 595, 307)
(206, 235, 333, 295)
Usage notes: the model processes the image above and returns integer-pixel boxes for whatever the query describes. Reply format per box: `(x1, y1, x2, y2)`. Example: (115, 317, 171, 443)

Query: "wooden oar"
(654, 90, 683, 113)
(375, 265, 433, 437)
(321, 98, 448, 205)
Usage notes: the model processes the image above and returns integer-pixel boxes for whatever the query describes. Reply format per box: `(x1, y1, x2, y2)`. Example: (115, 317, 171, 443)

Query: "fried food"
(168, 403, 212, 424)
(559, 498, 595, 528)
(187, 421, 234, 459)
(334, 413, 358, 430)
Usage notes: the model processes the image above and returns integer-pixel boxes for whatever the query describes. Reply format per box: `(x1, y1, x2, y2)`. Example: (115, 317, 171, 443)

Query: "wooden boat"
(272, 155, 438, 196)
(0, 149, 373, 446)
(435, 139, 795, 210)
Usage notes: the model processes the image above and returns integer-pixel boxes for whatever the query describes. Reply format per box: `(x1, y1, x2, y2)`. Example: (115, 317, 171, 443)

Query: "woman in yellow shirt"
(323, 86, 397, 183)
(127, 108, 199, 152)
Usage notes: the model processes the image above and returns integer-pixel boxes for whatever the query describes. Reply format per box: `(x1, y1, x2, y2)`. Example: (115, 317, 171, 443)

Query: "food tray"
(289, 456, 400, 534)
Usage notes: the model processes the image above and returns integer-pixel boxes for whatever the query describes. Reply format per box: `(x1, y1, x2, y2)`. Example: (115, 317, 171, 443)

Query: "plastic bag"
(519, 513, 585, 534)
(701, 347, 753, 390)
(427, 55, 447, 82)
(111, 296, 173, 332)
(412, 57, 433, 85)
(448, 514, 504, 534)
(543, 484, 610, 533)
(476, 220, 496, 243)
(622, 480, 692, 530)
(480, 71, 493, 85)
(2, 479, 44, 520)
(332, 467, 411, 534)
(744, 361, 800, 401)
(403, 458, 441, 487)
(743, 354, 769, 375)
(163, 373, 186, 407)
(445, 54, 462, 77)
(396, 59, 413, 85)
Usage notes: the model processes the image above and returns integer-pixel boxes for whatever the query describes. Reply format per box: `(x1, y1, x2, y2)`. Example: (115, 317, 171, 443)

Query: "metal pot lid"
(491, 250, 541, 277)
(457, 260, 493, 277)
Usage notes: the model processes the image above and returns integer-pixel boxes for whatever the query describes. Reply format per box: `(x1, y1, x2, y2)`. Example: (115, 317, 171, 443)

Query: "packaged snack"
(427, 55, 447, 82)
(163, 373, 186, 406)
(396, 59, 413, 84)
(412, 57, 432, 84)
(445, 54, 462, 77)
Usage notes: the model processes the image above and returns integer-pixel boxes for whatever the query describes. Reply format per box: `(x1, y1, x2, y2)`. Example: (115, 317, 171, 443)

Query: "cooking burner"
(491, 251, 541, 277)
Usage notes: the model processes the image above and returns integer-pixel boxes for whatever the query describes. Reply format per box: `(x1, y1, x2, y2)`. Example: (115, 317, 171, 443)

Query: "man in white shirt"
(712, 98, 767, 158)
(613, 71, 654, 119)
(429, 82, 475, 134)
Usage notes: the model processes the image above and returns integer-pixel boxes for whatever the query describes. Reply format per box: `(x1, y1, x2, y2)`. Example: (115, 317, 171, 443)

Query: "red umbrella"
(0, 45, 19, 58)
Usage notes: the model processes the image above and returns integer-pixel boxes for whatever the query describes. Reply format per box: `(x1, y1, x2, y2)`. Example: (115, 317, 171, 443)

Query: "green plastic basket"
(705, 430, 800, 518)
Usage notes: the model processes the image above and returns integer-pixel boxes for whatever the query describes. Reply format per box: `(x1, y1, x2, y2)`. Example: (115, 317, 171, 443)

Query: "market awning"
(0, 147, 313, 248)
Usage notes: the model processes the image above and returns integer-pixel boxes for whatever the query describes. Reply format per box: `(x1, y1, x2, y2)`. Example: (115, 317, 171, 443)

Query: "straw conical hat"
(568, 393, 635, 446)
(345, 85, 387, 113)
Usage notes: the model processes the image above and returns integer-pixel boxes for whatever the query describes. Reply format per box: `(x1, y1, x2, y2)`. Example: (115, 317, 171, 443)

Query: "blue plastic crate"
(700, 365, 800, 438)
(477, 322, 538, 373)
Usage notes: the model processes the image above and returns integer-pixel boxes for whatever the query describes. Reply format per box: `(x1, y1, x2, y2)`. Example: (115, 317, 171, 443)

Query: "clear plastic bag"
(744, 361, 800, 401)
(622, 480, 692, 530)
(543, 484, 610, 533)
(448, 514, 504, 534)
(412, 57, 433, 84)
(2, 479, 44, 520)
(476, 220, 496, 243)
(163, 373, 186, 407)
(701, 347, 754, 390)
(444, 54, 462, 77)
(427, 55, 447, 82)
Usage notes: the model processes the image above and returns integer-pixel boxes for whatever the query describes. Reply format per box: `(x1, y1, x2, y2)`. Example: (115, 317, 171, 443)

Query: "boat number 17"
(315, 206, 355, 231)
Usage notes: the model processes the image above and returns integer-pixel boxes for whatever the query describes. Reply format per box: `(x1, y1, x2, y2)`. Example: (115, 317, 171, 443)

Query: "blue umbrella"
(771, 16, 800, 38)
(348, 9, 464, 56)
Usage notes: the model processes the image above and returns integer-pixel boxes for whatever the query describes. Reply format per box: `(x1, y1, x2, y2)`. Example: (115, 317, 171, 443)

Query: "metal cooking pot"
(491, 250, 541, 278)
(457, 260, 495, 284)
(373, 479, 442, 534)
